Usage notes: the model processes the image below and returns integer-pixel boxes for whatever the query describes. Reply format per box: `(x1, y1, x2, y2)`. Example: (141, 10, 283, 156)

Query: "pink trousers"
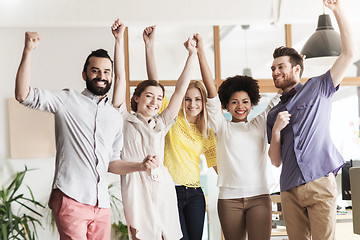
(49, 189, 111, 240)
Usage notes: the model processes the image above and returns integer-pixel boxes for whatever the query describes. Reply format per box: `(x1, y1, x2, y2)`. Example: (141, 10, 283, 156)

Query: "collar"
(81, 88, 109, 104)
(126, 112, 156, 129)
(280, 83, 303, 104)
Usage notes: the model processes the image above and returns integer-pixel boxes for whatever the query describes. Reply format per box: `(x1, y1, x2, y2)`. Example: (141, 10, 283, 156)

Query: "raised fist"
(111, 19, 126, 39)
(24, 32, 40, 51)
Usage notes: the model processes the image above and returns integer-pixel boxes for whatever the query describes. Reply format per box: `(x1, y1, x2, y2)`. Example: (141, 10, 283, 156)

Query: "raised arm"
(325, 0, 356, 87)
(143, 25, 158, 81)
(268, 111, 291, 167)
(111, 19, 126, 108)
(15, 32, 40, 102)
(166, 38, 197, 118)
(193, 33, 217, 98)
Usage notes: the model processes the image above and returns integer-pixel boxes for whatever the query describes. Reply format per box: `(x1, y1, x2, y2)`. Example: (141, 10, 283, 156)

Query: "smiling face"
(184, 87, 203, 123)
(271, 56, 299, 92)
(226, 91, 252, 123)
(134, 85, 163, 121)
(83, 56, 113, 96)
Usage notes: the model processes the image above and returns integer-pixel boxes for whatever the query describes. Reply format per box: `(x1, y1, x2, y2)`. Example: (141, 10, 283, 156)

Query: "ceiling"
(1, 0, 359, 80)
(1, 0, 360, 27)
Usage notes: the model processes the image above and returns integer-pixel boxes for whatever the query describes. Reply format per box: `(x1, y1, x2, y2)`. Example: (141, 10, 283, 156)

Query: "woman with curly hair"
(194, 33, 280, 240)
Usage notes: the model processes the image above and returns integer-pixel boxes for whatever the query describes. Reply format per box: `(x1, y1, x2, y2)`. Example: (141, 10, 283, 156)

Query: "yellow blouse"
(162, 98, 217, 187)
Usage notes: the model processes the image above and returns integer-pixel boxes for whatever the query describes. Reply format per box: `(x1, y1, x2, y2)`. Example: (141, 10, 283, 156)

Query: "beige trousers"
(281, 173, 337, 240)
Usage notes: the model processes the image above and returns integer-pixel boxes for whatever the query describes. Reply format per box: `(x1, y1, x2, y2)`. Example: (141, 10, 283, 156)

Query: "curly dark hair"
(218, 75, 260, 109)
(131, 80, 165, 112)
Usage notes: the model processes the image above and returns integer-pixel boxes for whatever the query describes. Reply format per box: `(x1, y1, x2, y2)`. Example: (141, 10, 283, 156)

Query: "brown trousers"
(218, 194, 272, 240)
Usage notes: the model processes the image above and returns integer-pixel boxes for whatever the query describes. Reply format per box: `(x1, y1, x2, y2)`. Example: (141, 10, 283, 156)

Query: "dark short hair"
(218, 75, 260, 109)
(273, 46, 304, 77)
(83, 49, 113, 73)
(131, 80, 165, 112)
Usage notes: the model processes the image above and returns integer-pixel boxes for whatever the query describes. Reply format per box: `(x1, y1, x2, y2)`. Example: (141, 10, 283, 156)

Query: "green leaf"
(14, 200, 43, 217)
(19, 197, 45, 208)
(1, 166, 43, 240)
(1, 223, 8, 240)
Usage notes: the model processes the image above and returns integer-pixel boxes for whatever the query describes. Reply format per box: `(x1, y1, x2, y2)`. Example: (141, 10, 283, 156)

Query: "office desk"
(336, 211, 360, 240)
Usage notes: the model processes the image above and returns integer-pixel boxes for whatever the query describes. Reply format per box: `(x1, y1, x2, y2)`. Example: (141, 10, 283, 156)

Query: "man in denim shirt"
(267, 0, 356, 239)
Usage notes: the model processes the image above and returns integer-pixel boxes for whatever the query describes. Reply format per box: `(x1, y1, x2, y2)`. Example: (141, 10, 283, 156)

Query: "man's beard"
(274, 73, 297, 91)
(86, 76, 112, 96)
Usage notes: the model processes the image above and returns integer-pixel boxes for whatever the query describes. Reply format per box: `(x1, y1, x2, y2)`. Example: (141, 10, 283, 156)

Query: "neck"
(186, 114, 198, 124)
(137, 112, 153, 123)
(283, 81, 300, 93)
(232, 118, 247, 123)
(98, 95, 106, 102)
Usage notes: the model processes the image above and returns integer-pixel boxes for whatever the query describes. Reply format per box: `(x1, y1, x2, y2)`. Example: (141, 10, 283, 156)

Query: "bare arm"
(268, 130, 283, 168)
(15, 32, 40, 102)
(193, 33, 217, 98)
(143, 25, 158, 81)
(268, 111, 291, 167)
(324, 0, 356, 87)
(108, 155, 159, 175)
(166, 38, 196, 118)
(111, 19, 126, 108)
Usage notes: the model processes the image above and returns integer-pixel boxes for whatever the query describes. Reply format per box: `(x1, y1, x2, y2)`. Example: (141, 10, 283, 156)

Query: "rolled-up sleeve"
(21, 87, 69, 113)
(111, 121, 123, 162)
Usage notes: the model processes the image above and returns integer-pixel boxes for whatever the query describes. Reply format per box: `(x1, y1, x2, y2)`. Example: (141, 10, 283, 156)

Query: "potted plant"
(0, 166, 45, 240)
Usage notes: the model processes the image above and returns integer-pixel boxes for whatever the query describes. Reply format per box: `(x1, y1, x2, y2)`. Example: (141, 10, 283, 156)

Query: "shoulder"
(207, 95, 220, 105)
(303, 70, 331, 88)
(59, 88, 78, 99)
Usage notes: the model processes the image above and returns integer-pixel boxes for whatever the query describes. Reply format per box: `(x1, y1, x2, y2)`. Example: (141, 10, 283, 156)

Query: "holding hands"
(193, 33, 204, 53)
(183, 37, 197, 55)
(140, 155, 160, 171)
(24, 32, 40, 51)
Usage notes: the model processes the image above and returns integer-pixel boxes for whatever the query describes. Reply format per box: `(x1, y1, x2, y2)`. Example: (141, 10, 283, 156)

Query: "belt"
(175, 185, 201, 190)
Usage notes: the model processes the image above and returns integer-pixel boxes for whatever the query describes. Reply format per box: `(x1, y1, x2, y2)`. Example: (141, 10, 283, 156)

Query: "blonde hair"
(181, 80, 210, 139)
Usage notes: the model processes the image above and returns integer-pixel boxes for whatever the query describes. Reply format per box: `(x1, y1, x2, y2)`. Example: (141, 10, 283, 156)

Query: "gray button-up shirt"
(22, 87, 123, 208)
(267, 70, 344, 192)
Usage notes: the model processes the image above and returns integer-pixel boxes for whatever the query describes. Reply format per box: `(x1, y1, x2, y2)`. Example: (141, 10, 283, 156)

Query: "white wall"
(0, 26, 118, 239)
(0, 26, 223, 239)
(1, 25, 359, 239)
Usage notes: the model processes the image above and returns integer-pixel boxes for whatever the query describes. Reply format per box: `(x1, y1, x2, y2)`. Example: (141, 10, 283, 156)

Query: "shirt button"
(152, 174, 158, 180)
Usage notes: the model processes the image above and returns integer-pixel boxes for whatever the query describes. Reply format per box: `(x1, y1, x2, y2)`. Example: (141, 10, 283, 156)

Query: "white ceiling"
(1, 0, 360, 27)
(1, 0, 359, 80)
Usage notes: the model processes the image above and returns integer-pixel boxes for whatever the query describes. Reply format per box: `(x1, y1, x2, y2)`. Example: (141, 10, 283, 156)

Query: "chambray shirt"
(21, 87, 123, 208)
(267, 70, 344, 192)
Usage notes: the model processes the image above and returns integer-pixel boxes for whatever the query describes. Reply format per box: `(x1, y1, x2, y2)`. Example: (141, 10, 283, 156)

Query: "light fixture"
(242, 25, 252, 76)
(301, 13, 342, 59)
